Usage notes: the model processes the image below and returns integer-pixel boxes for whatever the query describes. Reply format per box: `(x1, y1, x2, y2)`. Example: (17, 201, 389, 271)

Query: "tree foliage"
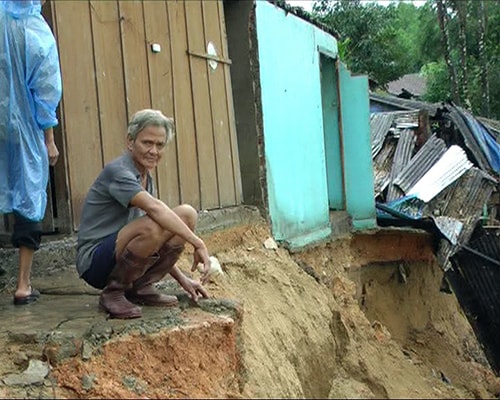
(311, 0, 500, 120)
(313, 0, 410, 85)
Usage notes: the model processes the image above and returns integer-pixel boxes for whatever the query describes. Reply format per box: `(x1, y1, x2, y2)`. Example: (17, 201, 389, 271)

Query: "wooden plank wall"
(53, 1, 103, 231)
(52, 0, 241, 230)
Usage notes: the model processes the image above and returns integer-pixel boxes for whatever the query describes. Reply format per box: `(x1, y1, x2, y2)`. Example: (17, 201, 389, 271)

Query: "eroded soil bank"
(2, 220, 500, 398)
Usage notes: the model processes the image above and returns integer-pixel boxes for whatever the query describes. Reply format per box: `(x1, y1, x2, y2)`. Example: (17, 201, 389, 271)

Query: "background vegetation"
(310, 0, 499, 120)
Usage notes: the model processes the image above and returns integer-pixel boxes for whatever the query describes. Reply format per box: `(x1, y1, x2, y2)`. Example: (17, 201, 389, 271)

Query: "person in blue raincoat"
(0, 0, 62, 305)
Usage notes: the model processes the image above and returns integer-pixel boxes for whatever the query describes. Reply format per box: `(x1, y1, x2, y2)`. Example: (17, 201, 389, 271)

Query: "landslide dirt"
(49, 221, 500, 398)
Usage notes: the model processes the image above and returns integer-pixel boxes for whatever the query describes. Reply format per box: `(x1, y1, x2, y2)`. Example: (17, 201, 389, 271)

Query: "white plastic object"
(197, 256, 223, 277)
(151, 43, 161, 53)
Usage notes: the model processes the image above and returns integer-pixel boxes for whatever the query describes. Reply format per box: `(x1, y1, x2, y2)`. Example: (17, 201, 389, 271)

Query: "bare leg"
(115, 204, 198, 259)
(15, 246, 34, 298)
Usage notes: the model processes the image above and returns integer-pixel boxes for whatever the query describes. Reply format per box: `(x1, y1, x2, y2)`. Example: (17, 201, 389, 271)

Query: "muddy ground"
(1, 219, 500, 398)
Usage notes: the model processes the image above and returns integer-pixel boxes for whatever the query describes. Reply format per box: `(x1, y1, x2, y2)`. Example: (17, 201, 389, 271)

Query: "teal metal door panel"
(255, 1, 332, 246)
(338, 63, 376, 229)
(320, 54, 344, 210)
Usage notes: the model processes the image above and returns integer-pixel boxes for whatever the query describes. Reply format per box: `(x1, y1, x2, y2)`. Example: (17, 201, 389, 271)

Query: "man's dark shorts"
(82, 233, 118, 289)
(11, 212, 42, 250)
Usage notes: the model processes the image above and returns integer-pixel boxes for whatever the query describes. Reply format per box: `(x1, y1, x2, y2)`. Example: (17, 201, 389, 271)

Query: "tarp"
(462, 110, 500, 174)
(0, 0, 62, 221)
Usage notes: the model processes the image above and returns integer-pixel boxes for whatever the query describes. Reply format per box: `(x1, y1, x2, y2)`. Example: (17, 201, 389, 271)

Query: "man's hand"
(191, 242, 211, 283)
(46, 141, 59, 166)
(44, 127, 59, 166)
(180, 276, 209, 303)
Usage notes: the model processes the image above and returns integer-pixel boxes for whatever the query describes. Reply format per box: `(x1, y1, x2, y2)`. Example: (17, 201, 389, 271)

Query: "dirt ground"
(42, 221, 500, 398)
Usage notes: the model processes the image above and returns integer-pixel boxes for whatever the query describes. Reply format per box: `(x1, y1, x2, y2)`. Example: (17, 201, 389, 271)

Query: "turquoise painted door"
(320, 54, 344, 210)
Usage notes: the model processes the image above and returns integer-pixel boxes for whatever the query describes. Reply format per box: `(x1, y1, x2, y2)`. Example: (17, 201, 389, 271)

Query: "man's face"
(127, 125, 167, 172)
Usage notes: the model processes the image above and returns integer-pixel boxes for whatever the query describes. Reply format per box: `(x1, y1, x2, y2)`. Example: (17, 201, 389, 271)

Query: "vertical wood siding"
(52, 0, 241, 230)
(186, 1, 219, 210)
(90, 1, 128, 163)
(142, 1, 179, 207)
(202, 1, 238, 207)
(54, 1, 103, 229)
(168, 1, 200, 209)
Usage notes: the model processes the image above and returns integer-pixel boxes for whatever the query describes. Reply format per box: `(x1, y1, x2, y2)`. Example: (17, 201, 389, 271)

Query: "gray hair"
(127, 109, 175, 143)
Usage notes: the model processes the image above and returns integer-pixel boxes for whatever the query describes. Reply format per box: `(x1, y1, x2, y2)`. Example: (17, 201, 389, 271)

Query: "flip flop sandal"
(13, 288, 40, 306)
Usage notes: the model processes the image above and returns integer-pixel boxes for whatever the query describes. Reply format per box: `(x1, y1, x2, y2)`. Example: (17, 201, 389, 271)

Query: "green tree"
(391, 2, 422, 71)
(421, 60, 450, 102)
(450, 0, 470, 104)
(436, 0, 459, 103)
(312, 0, 500, 119)
(313, 0, 410, 85)
(416, 2, 442, 66)
(477, 0, 490, 116)
(423, 0, 500, 119)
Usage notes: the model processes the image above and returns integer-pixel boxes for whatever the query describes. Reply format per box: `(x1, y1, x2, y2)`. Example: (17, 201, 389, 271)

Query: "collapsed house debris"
(447, 224, 500, 374)
(370, 93, 500, 374)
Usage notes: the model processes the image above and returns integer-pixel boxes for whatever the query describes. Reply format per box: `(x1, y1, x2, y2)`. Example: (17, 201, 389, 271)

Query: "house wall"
(51, 0, 241, 230)
(338, 63, 377, 229)
(254, 1, 338, 247)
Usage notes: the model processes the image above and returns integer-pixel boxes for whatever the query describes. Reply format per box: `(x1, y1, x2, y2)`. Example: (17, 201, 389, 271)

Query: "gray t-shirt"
(76, 152, 154, 276)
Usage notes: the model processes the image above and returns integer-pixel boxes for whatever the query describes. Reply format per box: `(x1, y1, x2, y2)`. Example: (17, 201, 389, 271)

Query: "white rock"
(2, 359, 49, 386)
(263, 237, 278, 250)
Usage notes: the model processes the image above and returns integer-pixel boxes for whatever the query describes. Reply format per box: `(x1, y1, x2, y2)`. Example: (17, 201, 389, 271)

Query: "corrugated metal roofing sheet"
(431, 216, 463, 245)
(370, 92, 439, 116)
(446, 104, 493, 173)
(386, 129, 416, 202)
(373, 136, 397, 197)
(393, 111, 419, 131)
(407, 145, 473, 202)
(371, 110, 423, 198)
(371, 112, 394, 158)
(471, 228, 500, 263)
(392, 134, 447, 193)
(448, 227, 500, 373)
(435, 168, 496, 270)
